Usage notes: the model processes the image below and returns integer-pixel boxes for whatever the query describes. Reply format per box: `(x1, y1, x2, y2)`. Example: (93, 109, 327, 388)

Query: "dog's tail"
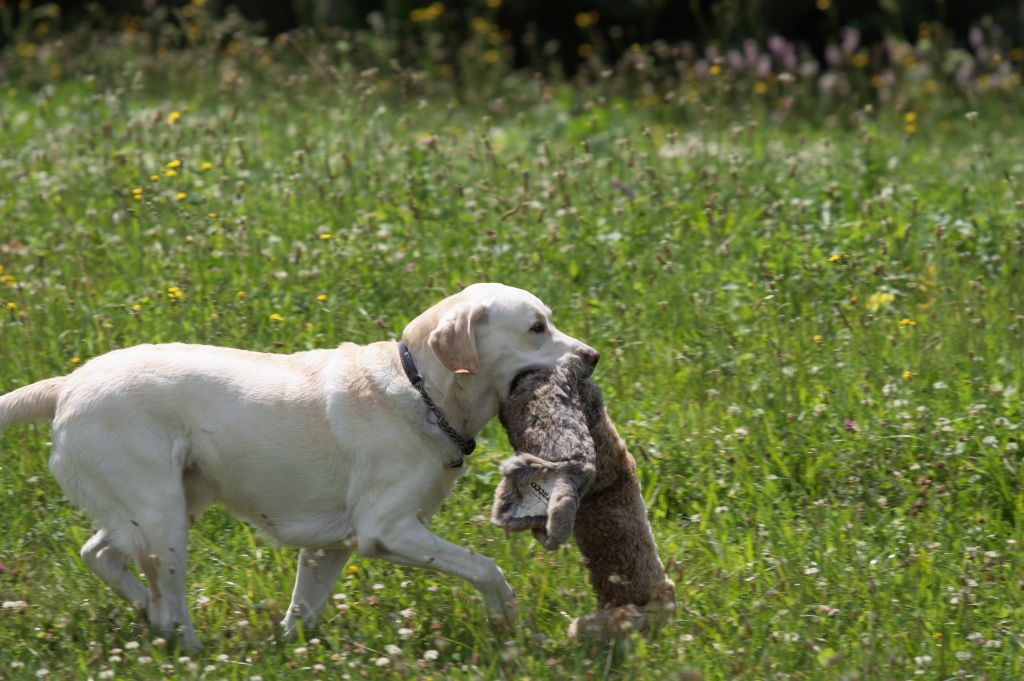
(0, 376, 67, 431)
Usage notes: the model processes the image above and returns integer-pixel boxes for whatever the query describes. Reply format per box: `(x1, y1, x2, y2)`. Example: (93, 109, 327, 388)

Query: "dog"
(0, 283, 599, 650)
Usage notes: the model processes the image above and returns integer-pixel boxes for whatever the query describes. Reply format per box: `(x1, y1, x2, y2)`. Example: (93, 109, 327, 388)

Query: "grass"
(1, 31, 1023, 681)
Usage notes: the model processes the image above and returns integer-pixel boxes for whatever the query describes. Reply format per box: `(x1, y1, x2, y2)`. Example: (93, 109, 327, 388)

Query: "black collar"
(398, 340, 476, 468)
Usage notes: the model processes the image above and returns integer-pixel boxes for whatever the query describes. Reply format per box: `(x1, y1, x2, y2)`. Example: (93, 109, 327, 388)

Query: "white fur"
(0, 283, 595, 650)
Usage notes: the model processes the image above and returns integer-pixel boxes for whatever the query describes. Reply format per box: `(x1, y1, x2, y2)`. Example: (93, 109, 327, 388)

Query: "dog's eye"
(529, 322, 546, 334)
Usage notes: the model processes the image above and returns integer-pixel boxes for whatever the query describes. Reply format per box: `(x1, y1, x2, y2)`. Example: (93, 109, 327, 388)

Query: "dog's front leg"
(357, 518, 517, 625)
(281, 546, 352, 639)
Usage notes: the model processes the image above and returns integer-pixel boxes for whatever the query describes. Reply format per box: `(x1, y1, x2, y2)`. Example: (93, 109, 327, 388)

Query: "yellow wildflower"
(574, 11, 599, 29)
(167, 111, 181, 124)
(409, 2, 444, 22)
(347, 565, 359, 574)
(200, 161, 213, 171)
(150, 174, 160, 182)
(236, 290, 246, 299)
(813, 335, 823, 344)
(899, 318, 916, 327)
(866, 291, 895, 312)
(828, 254, 841, 262)
(316, 294, 328, 303)
(709, 64, 721, 76)
(175, 192, 187, 201)
(71, 356, 81, 365)
(319, 233, 333, 240)
(166, 159, 182, 169)
(131, 304, 142, 311)
(167, 286, 185, 300)
(165, 169, 178, 178)
(5, 302, 15, 311)
(268, 313, 284, 323)
(902, 370, 913, 380)
(485, 49, 500, 63)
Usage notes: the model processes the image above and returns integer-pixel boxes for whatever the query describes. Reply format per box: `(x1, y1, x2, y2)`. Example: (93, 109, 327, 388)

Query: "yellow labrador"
(0, 283, 598, 650)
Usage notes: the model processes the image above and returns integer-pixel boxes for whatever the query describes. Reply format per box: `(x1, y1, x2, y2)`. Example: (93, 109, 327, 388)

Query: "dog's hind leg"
(281, 546, 353, 639)
(133, 495, 199, 652)
(80, 529, 149, 612)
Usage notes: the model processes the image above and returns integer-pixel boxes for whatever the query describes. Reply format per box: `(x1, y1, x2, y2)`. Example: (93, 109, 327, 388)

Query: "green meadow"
(2, 20, 1023, 680)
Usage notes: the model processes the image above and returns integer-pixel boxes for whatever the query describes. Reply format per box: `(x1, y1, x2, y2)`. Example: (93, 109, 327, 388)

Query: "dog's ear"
(428, 302, 488, 375)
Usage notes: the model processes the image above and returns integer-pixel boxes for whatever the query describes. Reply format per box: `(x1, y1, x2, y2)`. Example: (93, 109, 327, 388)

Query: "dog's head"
(403, 283, 598, 401)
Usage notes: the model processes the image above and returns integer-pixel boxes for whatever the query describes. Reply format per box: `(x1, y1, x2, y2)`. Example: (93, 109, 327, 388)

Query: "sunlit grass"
(1, 25, 1023, 680)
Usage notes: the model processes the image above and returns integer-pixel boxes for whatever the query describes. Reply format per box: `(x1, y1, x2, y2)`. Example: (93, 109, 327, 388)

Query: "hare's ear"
(428, 302, 488, 375)
(541, 477, 583, 550)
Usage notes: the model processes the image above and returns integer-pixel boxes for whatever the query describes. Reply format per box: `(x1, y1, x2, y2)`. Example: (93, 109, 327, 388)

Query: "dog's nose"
(578, 347, 600, 367)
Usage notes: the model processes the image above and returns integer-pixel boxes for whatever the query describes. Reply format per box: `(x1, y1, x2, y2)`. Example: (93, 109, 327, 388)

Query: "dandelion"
(167, 111, 181, 124)
(899, 318, 916, 327)
(851, 51, 869, 68)
(200, 161, 213, 171)
(709, 64, 721, 76)
(166, 160, 182, 169)
(902, 370, 913, 380)
(347, 564, 358, 574)
(150, 174, 159, 182)
(5, 302, 15, 311)
(485, 49, 500, 63)
(268, 313, 284, 323)
(71, 356, 81, 365)
(574, 11, 598, 29)
(828, 254, 841, 262)
(167, 286, 185, 300)
(316, 294, 328, 302)
(165, 170, 178, 178)
(813, 334, 823, 344)
(175, 192, 187, 201)
(319, 233, 333, 240)
(236, 290, 245, 299)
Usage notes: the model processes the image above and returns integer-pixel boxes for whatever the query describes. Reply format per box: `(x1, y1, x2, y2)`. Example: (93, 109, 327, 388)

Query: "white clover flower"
(374, 657, 391, 666)
(423, 649, 440, 661)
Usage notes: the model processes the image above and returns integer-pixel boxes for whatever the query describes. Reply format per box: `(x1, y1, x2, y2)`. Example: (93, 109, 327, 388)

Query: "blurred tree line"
(3, 0, 1023, 68)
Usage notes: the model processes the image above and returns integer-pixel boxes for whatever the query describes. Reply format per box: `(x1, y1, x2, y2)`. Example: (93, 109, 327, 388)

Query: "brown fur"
(495, 359, 676, 638)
